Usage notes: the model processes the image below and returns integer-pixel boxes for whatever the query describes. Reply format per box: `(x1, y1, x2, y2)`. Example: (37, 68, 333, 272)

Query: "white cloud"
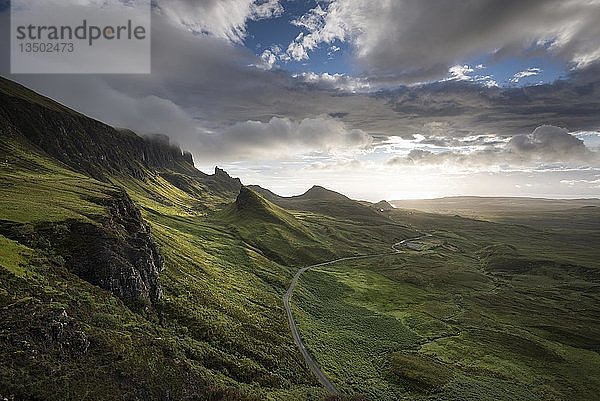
(198, 116, 373, 161)
(387, 125, 599, 169)
(258, 49, 278, 70)
(251, 0, 284, 20)
(446, 65, 475, 81)
(154, 0, 283, 43)
(560, 177, 600, 188)
(288, 0, 600, 81)
(328, 45, 341, 58)
(286, 34, 310, 60)
(443, 65, 498, 87)
(293, 72, 371, 92)
(510, 67, 543, 83)
(507, 125, 588, 161)
(257, 45, 284, 70)
(286, 3, 346, 61)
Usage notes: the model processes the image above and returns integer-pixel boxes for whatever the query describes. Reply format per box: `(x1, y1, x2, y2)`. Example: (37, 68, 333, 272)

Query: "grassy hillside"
(0, 102, 406, 400)
(0, 78, 337, 400)
(0, 135, 327, 400)
(1, 78, 599, 401)
(217, 187, 411, 267)
(248, 185, 392, 225)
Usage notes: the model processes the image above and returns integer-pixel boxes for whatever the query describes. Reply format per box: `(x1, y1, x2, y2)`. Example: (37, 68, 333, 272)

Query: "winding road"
(283, 254, 389, 394)
(283, 234, 433, 394)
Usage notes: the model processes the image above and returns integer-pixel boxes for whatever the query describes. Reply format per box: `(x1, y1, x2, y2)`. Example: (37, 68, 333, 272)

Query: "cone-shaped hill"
(293, 185, 351, 202)
(219, 187, 336, 265)
(248, 184, 390, 224)
(225, 186, 306, 231)
(372, 200, 395, 211)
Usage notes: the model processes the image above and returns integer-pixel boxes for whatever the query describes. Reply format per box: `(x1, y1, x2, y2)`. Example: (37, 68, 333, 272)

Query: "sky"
(1, 0, 600, 201)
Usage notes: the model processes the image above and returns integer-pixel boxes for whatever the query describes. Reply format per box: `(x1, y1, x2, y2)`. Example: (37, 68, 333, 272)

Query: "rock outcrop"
(64, 190, 164, 305)
(207, 166, 243, 194)
(371, 200, 395, 211)
(37, 308, 90, 357)
(0, 190, 163, 308)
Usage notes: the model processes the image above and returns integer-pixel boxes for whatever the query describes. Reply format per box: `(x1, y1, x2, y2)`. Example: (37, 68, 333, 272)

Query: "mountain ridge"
(0, 76, 194, 181)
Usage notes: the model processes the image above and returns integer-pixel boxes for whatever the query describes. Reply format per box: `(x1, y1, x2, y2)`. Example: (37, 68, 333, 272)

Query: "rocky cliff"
(0, 77, 196, 181)
(0, 190, 163, 308)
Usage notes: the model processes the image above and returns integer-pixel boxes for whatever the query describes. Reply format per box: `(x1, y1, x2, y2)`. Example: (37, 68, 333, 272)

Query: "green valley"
(1, 77, 599, 401)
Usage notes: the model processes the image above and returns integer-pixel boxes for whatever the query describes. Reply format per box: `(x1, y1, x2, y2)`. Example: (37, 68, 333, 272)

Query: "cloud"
(154, 0, 283, 43)
(256, 44, 293, 70)
(507, 125, 588, 160)
(286, 3, 346, 61)
(292, 72, 371, 92)
(443, 65, 498, 87)
(251, 0, 284, 19)
(257, 45, 283, 70)
(328, 45, 341, 58)
(2, 1, 599, 200)
(289, 0, 600, 81)
(446, 65, 475, 81)
(510, 67, 542, 83)
(198, 116, 373, 161)
(560, 177, 600, 188)
(2, 7, 599, 171)
(387, 125, 598, 168)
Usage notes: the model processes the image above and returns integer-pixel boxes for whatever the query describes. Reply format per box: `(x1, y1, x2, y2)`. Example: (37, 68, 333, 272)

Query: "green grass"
(290, 211, 600, 400)
(214, 187, 412, 267)
(0, 139, 111, 223)
(1, 135, 412, 400)
(0, 235, 33, 278)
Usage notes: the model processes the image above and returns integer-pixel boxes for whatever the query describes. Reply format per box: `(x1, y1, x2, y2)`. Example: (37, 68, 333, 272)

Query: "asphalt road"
(283, 233, 434, 394)
(283, 253, 393, 394)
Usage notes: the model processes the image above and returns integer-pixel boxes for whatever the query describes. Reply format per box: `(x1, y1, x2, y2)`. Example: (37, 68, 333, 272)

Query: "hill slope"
(0, 78, 329, 400)
(248, 185, 391, 224)
(0, 78, 196, 181)
(219, 187, 336, 265)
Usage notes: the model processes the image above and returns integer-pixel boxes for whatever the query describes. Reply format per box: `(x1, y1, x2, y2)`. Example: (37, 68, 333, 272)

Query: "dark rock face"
(0, 191, 163, 307)
(208, 166, 243, 194)
(0, 78, 196, 181)
(235, 186, 262, 211)
(61, 191, 164, 305)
